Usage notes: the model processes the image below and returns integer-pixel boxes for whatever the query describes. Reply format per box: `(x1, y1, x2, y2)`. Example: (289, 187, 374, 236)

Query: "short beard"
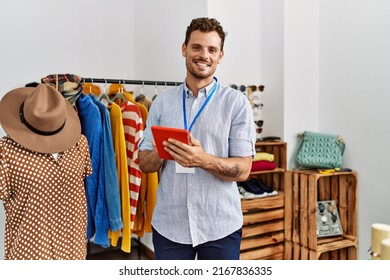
(186, 60, 214, 80)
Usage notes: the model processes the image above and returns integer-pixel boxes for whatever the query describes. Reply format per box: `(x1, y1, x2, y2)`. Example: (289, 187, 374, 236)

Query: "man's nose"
(199, 48, 209, 60)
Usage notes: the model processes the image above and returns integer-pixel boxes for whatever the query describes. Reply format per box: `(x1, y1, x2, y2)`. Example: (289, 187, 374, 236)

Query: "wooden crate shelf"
(240, 141, 287, 260)
(243, 208, 284, 224)
(250, 141, 286, 192)
(241, 232, 285, 251)
(240, 194, 285, 260)
(250, 167, 285, 175)
(241, 191, 285, 213)
(284, 170, 358, 260)
(241, 243, 284, 260)
(285, 237, 357, 260)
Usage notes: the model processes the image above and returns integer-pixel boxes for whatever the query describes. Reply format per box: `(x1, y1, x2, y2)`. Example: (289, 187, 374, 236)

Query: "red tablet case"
(151, 126, 190, 160)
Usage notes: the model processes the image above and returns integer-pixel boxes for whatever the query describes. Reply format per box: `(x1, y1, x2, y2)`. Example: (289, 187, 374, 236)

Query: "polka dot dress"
(0, 135, 92, 260)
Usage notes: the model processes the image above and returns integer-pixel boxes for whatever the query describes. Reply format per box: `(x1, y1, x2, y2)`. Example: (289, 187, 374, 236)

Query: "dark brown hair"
(184, 17, 227, 51)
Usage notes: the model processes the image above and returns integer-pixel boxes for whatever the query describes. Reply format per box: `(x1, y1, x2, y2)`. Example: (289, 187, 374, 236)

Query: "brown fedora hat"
(0, 83, 81, 153)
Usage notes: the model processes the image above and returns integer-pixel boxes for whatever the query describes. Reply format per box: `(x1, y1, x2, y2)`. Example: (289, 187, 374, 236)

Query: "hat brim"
(0, 87, 81, 153)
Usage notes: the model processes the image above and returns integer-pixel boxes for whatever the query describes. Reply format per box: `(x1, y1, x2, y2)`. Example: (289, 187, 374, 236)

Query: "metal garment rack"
(82, 77, 182, 87)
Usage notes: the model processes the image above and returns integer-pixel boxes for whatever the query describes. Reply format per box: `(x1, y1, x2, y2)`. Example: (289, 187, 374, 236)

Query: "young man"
(138, 17, 256, 260)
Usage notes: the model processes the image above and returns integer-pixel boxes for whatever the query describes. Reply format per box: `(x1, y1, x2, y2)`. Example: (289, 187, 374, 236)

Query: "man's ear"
(182, 43, 186, 57)
(218, 50, 225, 63)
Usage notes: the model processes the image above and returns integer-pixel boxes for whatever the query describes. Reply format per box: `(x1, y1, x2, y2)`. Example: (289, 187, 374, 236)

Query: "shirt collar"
(183, 77, 218, 98)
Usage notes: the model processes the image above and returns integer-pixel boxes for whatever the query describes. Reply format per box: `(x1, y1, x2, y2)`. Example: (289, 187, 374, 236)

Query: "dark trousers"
(152, 227, 242, 260)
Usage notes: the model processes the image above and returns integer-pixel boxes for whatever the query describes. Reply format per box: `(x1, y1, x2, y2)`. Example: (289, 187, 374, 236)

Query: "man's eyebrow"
(190, 43, 220, 50)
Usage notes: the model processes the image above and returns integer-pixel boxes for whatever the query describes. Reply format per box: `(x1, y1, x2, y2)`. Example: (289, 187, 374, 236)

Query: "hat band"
(19, 102, 66, 136)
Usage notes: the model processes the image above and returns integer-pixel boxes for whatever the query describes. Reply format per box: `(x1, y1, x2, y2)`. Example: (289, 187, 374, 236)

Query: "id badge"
(175, 162, 195, 174)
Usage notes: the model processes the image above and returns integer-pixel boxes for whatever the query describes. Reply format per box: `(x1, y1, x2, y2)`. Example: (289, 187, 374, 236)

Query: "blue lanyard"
(182, 78, 218, 132)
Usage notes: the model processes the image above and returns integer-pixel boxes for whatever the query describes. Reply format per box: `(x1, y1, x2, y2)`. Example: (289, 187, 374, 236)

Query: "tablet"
(151, 126, 190, 160)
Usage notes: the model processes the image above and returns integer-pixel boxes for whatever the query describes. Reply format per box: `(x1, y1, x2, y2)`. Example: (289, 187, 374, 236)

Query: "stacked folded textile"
(251, 152, 277, 172)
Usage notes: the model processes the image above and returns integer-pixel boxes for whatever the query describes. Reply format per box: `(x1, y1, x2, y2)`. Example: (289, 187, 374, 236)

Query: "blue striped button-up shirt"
(139, 78, 256, 246)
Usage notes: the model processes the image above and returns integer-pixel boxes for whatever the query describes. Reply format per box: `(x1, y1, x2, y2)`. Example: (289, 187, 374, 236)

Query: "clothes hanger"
(111, 79, 128, 103)
(140, 80, 144, 96)
(88, 78, 94, 96)
(153, 81, 158, 98)
(90, 78, 101, 96)
(99, 79, 112, 104)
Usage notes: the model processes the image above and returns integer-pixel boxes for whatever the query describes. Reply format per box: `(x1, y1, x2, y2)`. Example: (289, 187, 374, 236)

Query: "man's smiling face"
(182, 30, 224, 81)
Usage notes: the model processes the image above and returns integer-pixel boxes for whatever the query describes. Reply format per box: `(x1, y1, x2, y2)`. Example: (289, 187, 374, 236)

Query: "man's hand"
(138, 140, 164, 173)
(163, 133, 252, 182)
(163, 133, 205, 168)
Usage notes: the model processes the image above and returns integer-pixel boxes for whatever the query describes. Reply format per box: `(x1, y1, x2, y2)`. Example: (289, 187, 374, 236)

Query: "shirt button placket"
(187, 177, 198, 245)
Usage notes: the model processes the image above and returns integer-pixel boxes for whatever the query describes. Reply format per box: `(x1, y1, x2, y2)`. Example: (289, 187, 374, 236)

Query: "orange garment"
(135, 171, 158, 235)
(109, 83, 125, 95)
(133, 173, 147, 235)
(107, 102, 131, 253)
(83, 83, 101, 96)
(144, 174, 158, 232)
(135, 94, 153, 111)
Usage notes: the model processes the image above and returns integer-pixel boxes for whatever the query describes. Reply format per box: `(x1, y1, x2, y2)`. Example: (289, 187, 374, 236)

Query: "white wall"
(0, 0, 136, 95)
(260, 0, 284, 139)
(284, 0, 320, 167)
(318, 0, 390, 259)
(131, 0, 207, 99)
(0, 0, 138, 260)
(1, 0, 389, 260)
(208, 0, 262, 84)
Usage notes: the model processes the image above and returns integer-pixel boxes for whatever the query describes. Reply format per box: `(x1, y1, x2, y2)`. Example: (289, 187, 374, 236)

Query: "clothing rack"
(83, 76, 180, 260)
(82, 77, 182, 87)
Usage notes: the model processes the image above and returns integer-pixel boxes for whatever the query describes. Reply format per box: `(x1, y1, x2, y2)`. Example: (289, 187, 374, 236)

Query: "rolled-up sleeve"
(229, 97, 256, 158)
